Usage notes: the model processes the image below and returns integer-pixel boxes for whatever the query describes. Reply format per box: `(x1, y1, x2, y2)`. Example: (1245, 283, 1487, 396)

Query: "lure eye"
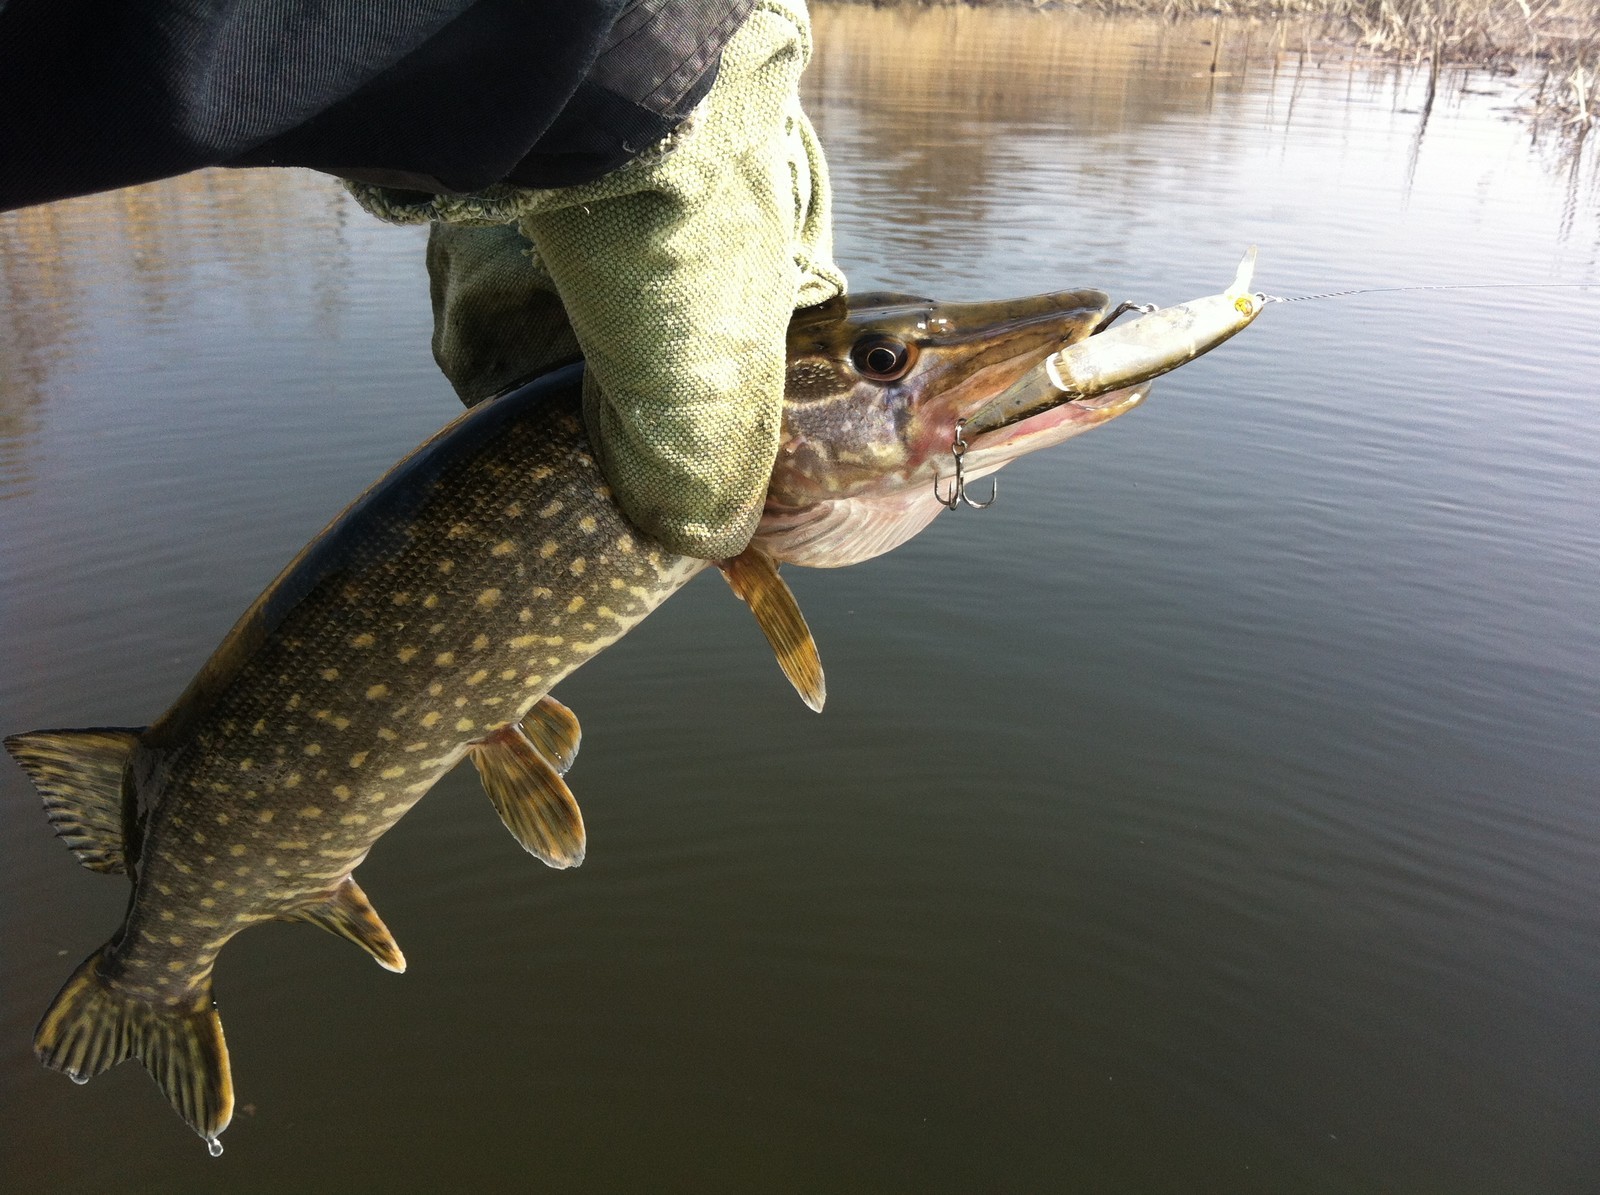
(850, 335, 916, 381)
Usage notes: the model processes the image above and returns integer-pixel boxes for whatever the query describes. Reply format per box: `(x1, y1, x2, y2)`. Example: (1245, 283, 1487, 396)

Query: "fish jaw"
(756, 288, 1153, 568)
(960, 247, 1264, 441)
(766, 288, 1114, 510)
(752, 382, 1150, 569)
(957, 379, 1152, 481)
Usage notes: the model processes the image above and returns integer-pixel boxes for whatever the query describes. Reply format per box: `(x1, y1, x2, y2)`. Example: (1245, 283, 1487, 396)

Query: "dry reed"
(827, 0, 1600, 129)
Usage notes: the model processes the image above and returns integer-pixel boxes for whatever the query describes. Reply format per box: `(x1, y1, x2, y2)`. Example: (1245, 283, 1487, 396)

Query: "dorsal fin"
(469, 723, 586, 868)
(523, 695, 581, 774)
(287, 876, 406, 973)
(718, 546, 826, 712)
(4, 728, 144, 874)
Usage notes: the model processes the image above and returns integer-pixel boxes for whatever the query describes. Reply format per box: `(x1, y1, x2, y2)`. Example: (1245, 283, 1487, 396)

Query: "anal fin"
(718, 546, 826, 712)
(288, 876, 406, 973)
(469, 724, 586, 868)
(523, 695, 581, 774)
(5, 727, 144, 873)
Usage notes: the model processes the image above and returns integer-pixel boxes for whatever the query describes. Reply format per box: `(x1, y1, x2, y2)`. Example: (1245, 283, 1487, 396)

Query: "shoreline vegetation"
(822, 0, 1600, 129)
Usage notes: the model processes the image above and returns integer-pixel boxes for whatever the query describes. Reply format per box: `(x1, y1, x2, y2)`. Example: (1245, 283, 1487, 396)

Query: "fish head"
(758, 289, 1151, 567)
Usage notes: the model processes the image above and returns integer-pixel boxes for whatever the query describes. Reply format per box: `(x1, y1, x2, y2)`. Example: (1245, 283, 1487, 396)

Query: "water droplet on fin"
(69, 1070, 89, 1086)
(206, 1138, 223, 1158)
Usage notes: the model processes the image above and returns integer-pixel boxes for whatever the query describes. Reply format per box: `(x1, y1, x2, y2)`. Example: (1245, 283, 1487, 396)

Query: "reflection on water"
(0, 172, 355, 500)
(804, 7, 1600, 282)
(806, 9, 1262, 219)
(3, 10, 1599, 1194)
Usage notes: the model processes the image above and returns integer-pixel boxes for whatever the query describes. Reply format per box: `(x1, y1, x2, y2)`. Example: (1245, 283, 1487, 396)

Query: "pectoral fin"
(523, 695, 581, 774)
(469, 724, 586, 868)
(718, 546, 826, 712)
(288, 875, 406, 973)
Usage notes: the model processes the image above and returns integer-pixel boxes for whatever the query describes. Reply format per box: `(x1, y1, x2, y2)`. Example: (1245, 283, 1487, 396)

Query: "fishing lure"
(963, 247, 1265, 440)
(943, 252, 1596, 510)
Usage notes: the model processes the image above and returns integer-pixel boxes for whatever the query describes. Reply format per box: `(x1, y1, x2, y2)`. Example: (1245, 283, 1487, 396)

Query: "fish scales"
(10, 289, 1131, 1150)
(116, 364, 704, 1004)
(10, 268, 1264, 1150)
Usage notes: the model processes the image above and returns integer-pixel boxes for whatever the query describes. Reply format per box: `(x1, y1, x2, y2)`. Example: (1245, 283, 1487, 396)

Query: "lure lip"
(1226, 245, 1259, 307)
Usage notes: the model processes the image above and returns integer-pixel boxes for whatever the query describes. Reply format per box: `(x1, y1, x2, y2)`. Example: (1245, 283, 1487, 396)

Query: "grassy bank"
(830, 0, 1600, 127)
(1174, 0, 1600, 129)
(1116, 0, 1595, 129)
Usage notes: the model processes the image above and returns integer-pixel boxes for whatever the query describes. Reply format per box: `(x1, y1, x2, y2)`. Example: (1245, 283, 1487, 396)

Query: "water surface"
(2, 11, 1597, 1192)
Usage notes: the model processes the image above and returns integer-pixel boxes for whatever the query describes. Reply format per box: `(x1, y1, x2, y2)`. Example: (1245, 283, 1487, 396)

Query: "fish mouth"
(947, 312, 1152, 477)
(773, 288, 1151, 505)
(952, 247, 1265, 468)
(959, 383, 1148, 478)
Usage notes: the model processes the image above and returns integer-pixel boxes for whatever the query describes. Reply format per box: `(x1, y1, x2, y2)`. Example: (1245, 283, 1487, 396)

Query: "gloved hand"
(349, 0, 845, 561)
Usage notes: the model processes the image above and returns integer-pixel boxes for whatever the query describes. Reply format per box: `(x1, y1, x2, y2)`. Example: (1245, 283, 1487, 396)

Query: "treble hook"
(933, 418, 997, 511)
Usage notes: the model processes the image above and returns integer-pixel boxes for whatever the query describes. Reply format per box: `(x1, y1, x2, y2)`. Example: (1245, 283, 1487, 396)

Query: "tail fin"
(35, 948, 234, 1154)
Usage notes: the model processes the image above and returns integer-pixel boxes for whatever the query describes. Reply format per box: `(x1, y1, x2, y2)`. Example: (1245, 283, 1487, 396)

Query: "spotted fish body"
(124, 362, 702, 966)
(8, 273, 1260, 1150)
(10, 362, 711, 1147)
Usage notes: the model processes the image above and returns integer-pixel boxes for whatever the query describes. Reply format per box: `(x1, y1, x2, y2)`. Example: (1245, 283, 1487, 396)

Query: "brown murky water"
(3, 10, 1598, 1192)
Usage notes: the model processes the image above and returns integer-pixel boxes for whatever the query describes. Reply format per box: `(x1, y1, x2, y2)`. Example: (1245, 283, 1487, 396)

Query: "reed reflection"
(0, 169, 352, 499)
(804, 10, 1279, 247)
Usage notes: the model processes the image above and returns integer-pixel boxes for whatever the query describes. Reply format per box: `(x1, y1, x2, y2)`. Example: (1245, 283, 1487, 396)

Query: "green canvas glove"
(424, 222, 581, 407)
(348, 0, 845, 560)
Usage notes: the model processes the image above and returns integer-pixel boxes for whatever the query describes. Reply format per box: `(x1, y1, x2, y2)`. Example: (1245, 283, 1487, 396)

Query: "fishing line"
(1259, 281, 1599, 303)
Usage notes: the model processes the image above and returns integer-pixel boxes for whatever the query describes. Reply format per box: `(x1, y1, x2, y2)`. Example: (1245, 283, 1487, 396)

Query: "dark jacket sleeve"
(0, 0, 750, 211)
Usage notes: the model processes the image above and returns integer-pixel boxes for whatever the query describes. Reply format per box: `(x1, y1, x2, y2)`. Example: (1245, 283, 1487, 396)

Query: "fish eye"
(850, 335, 917, 382)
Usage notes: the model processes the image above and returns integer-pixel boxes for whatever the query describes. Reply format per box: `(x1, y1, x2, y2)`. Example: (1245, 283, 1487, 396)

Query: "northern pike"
(7, 256, 1261, 1152)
